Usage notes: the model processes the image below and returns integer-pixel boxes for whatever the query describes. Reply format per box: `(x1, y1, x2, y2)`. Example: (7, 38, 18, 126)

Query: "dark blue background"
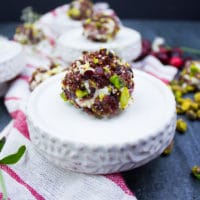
(1, 0, 200, 21)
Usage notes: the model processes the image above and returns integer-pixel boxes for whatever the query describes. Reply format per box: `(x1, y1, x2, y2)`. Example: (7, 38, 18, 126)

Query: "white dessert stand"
(0, 41, 25, 96)
(56, 27, 142, 63)
(27, 69, 176, 174)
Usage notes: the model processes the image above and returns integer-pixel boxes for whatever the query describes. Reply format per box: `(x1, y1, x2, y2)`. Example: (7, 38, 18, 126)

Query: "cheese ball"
(61, 49, 134, 118)
(67, 0, 93, 20)
(29, 63, 66, 91)
(83, 12, 120, 42)
(14, 23, 45, 45)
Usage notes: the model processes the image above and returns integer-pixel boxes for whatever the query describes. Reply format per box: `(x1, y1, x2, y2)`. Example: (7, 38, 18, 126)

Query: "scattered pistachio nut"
(176, 118, 187, 133)
(186, 110, 197, 120)
(194, 92, 200, 104)
(192, 166, 200, 180)
(162, 140, 174, 156)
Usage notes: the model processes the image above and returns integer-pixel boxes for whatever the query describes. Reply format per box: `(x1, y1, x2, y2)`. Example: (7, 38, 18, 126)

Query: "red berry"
(155, 52, 169, 64)
(169, 56, 183, 68)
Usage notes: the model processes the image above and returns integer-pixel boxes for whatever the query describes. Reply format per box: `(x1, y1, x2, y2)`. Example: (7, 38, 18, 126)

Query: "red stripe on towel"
(0, 165, 45, 200)
(26, 64, 37, 69)
(106, 173, 134, 196)
(146, 71, 169, 84)
(4, 97, 21, 101)
(18, 75, 30, 83)
(10, 110, 20, 119)
(13, 110, 30, 140)
(0, 193, 11, 200)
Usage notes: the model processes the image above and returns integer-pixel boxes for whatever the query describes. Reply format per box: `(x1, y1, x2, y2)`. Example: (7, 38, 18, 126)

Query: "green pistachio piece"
(110, 75, 123, 89)
(186, 110, 197, 120)
(190, 102, 199, 111)
(181, 100, 191, 112)
(68, 8, 80, 17)
(162, 140, 174, 156)
(190, 63, 200, 75)
(196, 110, 200, 119)
(176, 105, 184, 114)
(93, 58, 99, 64)
(174, 91, 182, 101)
(176, 118, 187, 133)
(192, 166, 200, 180)
(99, 93, 105, 101)
(184, 85, 195, 93)
(194, 92, 200, 104)
(120, 87, 130, 109)
(75, 89, 88, 98)
(60, 92, 67, 102)
(85, 18, 91, 24)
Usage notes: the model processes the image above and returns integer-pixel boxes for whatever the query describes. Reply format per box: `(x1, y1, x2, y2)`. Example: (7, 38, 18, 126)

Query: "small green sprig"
(21, 7, 40, 23)
(0, 137, 26, 199)
(0, 137, 26, 165)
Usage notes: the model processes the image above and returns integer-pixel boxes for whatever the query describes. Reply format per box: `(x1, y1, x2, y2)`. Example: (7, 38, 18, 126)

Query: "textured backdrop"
(0, 0, 200, 21)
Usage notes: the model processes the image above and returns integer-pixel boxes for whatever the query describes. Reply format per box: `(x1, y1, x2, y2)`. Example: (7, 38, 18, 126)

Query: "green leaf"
(0, 145, 26, 165)
(0, 137, 6, 153)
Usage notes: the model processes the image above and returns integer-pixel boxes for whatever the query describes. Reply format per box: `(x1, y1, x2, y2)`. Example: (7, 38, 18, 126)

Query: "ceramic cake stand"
(0, 41, 25, 96)
(56, 26, 141, 63)
(27, 69, 176, 174)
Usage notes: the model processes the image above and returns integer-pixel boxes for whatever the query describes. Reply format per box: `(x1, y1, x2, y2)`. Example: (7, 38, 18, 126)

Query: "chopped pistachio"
(184, 85, 195, 93)
(194, 92, 200, 104)
(190, 63, 200, 75)
(176, 97, 184, 104)
(60, 92, 67, 102)
(162, 140, 174, 156)
(176, 118, 187, 133)
(171, 85, 183, 92)
(174, 91, 183, 101)
(196, 110, 200, 119)
(99, 93, 105, 101)
(110, 75, 123, 89)
(104, 66, 111, 74)
(176, 105, 184, 114)
(181, 100, 191, 112)
(85, 18, 91, 24)
(190, 102, 199, 111)
(93, 58, 99, 64)
(68, 8, 80, 17)
(120, 87, 130, 109)
(186, 110, 197, 120)
(75, 89, 88, 98)
(192, 166, 200, 180)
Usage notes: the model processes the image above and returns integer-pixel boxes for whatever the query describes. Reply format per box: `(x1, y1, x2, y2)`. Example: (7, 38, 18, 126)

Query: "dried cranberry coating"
(83, 12, 120, 42)
(67, 0, 93, 20)
(61, 49, 134, 118)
